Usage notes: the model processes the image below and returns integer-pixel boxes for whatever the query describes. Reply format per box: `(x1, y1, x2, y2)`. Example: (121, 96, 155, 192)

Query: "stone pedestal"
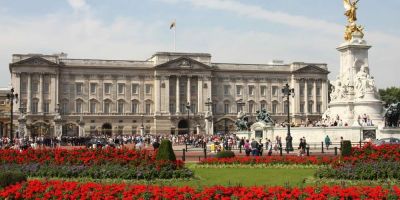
(18, 116, 27, 138)
(250, 121, 274, 144)
(204, 111, 213, 135)
(325, 33, 383, 126)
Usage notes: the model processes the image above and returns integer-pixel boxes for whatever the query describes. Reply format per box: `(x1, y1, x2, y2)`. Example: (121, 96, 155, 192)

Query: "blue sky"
(0, 0, 399, 88)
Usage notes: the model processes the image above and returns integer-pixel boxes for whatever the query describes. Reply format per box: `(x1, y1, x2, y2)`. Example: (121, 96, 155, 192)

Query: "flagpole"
(173, 20, 176, 52)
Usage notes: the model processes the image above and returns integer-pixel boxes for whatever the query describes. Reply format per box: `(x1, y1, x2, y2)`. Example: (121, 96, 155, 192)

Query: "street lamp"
(140, 114, 144, 136)
(205, 97, 213, 135)
(282, 83, 294, 153)
(185, 102, 191, 135)
(6, 88, 18, 144)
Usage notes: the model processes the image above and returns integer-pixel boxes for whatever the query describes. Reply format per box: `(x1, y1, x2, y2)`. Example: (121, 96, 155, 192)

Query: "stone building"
(0, 88, 12, 137)
(9, 52, 329, 137)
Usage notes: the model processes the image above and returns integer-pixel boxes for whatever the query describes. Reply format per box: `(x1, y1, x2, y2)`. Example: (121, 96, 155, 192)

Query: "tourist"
(250, 139, 259, 156)
(298, 138, 306, 156)
(152, 140, 160, 150)
(258, 139, 263, 156)
(244, 139, 251, 156)
(325, 135, 331, 150)
(267, 139, 273, 156)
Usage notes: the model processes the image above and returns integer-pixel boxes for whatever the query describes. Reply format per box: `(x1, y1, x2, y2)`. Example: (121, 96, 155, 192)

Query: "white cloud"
(67, 0, 89, 12)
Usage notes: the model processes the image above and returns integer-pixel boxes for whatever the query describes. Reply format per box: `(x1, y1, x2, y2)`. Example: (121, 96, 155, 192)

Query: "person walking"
(250, 139, 259, 156)
(244, 139, 251, 156)
(298, 138, 306, 156)
(324, 135, 331, 150)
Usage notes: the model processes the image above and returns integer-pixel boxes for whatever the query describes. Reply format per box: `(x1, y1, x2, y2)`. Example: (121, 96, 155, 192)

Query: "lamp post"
(186, 102, 191, 135)
(140, 114, 144, 136)
(282, 83, 294, 153)
(205, 98, 213, 135)
(6, 88, 18, 144)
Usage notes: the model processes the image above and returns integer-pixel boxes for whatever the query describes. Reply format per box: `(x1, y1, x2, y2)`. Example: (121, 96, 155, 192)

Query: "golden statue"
(344, 24, 364, 41)
(343, 0, 359, 23)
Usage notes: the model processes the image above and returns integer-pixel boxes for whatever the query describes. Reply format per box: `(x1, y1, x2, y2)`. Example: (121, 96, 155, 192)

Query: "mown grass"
(30, 166, 317, 188)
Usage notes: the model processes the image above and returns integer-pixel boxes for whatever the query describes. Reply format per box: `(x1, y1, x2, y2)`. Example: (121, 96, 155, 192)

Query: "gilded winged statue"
(343, 0, 359, 23)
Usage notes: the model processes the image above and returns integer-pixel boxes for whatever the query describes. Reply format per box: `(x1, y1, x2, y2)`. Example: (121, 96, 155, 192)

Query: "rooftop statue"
(344, 0, 359, 23)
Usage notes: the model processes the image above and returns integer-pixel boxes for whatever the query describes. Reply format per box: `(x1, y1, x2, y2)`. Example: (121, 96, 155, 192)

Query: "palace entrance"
(102, 123, 112, 136)
(62, 123, 79, 137)
(177, 120, 189, 135)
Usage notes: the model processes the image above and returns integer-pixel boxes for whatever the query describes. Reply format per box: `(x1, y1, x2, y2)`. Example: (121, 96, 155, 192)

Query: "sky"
(0, 0, 399, 89)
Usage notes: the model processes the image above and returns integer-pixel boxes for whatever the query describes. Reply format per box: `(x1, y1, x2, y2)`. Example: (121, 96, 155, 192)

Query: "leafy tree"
(156, 140, 176, 161)
(379, 87, 400, 107)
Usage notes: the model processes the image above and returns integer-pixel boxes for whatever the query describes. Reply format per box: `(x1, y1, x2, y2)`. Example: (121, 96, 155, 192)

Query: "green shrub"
(0, 171, 27, 188)
(156, 140, 176, 161)
(216, 150, 235, 158)
(341, 140, 352, 157)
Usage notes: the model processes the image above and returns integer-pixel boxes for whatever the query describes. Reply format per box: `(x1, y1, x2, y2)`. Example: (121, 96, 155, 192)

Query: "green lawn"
(179, 167, 316, 187)
(34, 167, 316, 188)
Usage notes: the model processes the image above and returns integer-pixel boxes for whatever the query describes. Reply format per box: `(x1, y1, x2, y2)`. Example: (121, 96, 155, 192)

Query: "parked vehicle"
(373, 137, 400, 146)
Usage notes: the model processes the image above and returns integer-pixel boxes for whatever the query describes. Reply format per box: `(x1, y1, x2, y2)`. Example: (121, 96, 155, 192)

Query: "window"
(90, 83, 97, 94)
(145, 84, 152, 94)
(90, 101, 96, 113)
(224, 103, 230, 114)
(43, 82, 49, 94)
(272, 102, 278, 114)
(260, 102, 266, 110)
(283, 101, 288, 114)
(316, 86, 321, 96)
(307, 85, 313, 96)
(212, 103, 217, 114)
(131, 84, 139, 94)
(32, 82, 39, 93)
(224, 85, 230, 95)
(300, 85, 304, 96)
(104, 101, 110, 114)
(248, 85, 255, 96)
(317, 103, 322, 113)
(308, 101, 313, 113)
(43, 102, 49, 113)
(63, 84, 69, 94)
(260, 86, 266, 96)
(76, 83, 83, 95)
(236, 85, 242, 95)
(272, 86, 278, 96)
(104, 83, 112, 94)
(248, 103, 254, 113)
(32, 101, 38, 114)
(145, 103, 151, 114)
(180, 103, 186, 113)
(21, 82, 27, 92)
(300, 103, 305, 113)
(75, 101, 82, 113)
(118, 83, 125, 94)
(62, 102, 68, 114)
(191, 103, 197, 113)
(131, 101, 138, 113)
(117, 126, 124, 135)
(169, 104, 175, 114)
(118, 101, 124, 113)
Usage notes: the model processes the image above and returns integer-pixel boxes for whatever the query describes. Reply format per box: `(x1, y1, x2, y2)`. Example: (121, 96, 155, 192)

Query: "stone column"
(322, 80, 328, 112)
(154, 76, 161, 114)
(187, 76, 191, 105)
(27, 74, 31, 113)
(176, 76, 180, 114)
(112, 78, 117, 113)
(313, 80, 317, 113)
(38, 74, 43, 113)
(99, 77, 104, 113)
(164, 76, 170, 113)
(50, 74, 57, 113)
(197, 77, 203, 113)
(304, 80, 308, 115)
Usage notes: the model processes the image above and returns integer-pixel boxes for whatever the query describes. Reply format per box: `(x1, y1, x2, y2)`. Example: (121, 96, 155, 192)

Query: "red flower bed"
(1, 180, 399, 200)
(201, 144, 400, 165)
(0, 148, 155, 166)
(200, 156, 337, 165)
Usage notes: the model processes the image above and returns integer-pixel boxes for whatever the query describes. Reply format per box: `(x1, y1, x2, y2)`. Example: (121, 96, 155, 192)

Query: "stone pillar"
(322, 80, 328, 112)
(38, 74, 43, 113)
(99, 77, 104, 113)
(18, 116, 27, 138)
(164, 76, 170, 113)
(27, 74, 31, 113)
(176, 76, 180, 114)
(294, 79, 300, 114)
(304, 80, 308, 115)
(313, 80, 317, 113)
(112, 78, 117, 113)
(197, 77, 203, 113)
(290, 75, 296, 116)
(50, 74, 56, 113)
(187, 76, 191, 105)
(154, 76, 161, 114)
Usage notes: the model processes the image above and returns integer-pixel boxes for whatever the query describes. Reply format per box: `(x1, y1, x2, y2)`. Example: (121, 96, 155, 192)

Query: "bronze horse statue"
(384, 102, 400, 127)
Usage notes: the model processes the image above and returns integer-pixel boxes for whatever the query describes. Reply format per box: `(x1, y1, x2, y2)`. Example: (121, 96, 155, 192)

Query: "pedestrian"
(244, 139, 251, 156)
(250, 139, 259, 156)
(152, 140, 160, 150)
(324, 135, 331, 150)
(267, 139, 273, 156)
(298, 138, 306, 156)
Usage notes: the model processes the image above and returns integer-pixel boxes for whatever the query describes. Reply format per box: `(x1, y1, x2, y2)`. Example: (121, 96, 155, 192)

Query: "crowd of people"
(275, 114, 374, 128)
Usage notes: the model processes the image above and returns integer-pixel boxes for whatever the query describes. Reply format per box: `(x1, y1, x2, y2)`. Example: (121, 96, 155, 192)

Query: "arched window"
(89, 99, 98, 114)
(104, 99, 112, 114)
(117, 100, 125, 114)
(75, 99, 83, 113)
(248, 100, 256, 114)
(223, 100, 230, 114)
(272, 101, 278, 114)
(131, 100, 139, 114)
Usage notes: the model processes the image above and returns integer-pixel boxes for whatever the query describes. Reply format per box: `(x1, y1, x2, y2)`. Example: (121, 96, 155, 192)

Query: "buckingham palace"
(9, 52, 329, 137)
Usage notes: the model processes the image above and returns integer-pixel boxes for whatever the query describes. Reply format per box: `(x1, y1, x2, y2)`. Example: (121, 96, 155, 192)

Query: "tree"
(379, 87, 400, 107)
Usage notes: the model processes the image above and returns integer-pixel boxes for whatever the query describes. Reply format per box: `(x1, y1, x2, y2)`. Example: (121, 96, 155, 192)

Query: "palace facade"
(9, 52, 329, 137)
